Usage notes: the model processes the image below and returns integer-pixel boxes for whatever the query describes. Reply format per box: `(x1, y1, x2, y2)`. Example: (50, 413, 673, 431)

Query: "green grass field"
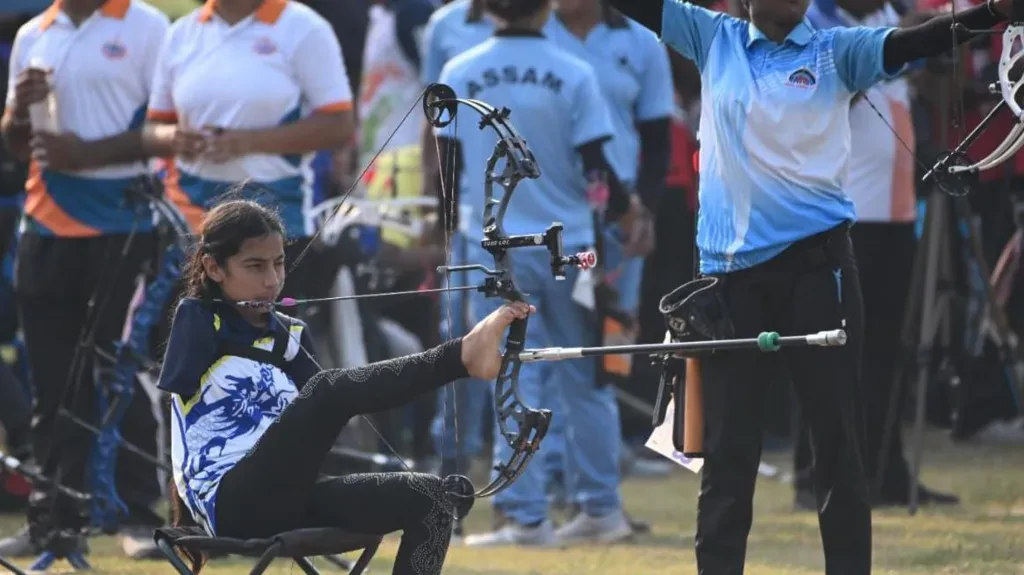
(1, 428, 1022, 574)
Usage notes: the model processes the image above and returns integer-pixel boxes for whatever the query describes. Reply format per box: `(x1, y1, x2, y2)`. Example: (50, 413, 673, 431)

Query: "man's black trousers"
(795, 222, 917, 502)
(15, 232, 162, 531)
(696, 223, 871, 575)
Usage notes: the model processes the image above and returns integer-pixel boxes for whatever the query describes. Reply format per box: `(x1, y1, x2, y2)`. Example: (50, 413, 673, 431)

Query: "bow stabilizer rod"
(518, 329, 847, 362)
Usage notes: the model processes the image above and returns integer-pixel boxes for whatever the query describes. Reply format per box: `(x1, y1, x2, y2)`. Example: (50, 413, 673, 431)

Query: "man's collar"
(745, 18, 815, 48)
(198, 0, 287, 24)
(39, 0, 129, 31)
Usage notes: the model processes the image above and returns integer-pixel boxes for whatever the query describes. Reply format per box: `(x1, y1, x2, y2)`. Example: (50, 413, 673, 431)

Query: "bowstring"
(798, 9, 969, 197)
(267, 311, 417, 474)
(286, 86, 434, 278)
(433, 102, 461, 474)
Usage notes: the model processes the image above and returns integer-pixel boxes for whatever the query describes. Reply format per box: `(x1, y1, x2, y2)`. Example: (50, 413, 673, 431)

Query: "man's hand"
(618, 195, 656, 257)
(31, 132, 93, 171)
(12, 68, 49, 117)
(461, 302, 535, 380)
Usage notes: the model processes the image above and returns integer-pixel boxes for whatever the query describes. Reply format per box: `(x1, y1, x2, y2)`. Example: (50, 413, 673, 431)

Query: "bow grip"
(505, 316, 527, 354)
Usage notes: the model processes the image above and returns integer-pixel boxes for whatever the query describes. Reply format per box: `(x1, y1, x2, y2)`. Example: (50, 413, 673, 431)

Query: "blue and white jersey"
(659, 0, 902, 273)
(158, 298, 317, 534)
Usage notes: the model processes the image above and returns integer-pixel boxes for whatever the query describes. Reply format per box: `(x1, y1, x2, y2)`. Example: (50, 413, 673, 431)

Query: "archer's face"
(203, 233, 286, 313)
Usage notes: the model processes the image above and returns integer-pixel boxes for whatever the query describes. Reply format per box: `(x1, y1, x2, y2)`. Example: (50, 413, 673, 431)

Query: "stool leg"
(155, 540, 195, 575)
(293, 557, 321, 575)
(249, 541, 283, 575)
(349, 543, 379, 575)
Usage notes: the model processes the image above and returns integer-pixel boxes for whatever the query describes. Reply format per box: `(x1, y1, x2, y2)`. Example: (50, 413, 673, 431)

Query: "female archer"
(608, 0, 1017, 573)
(159, 198, 534, 574)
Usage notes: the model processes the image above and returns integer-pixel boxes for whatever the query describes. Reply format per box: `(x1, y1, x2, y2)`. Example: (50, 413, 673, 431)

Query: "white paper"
(645, 398, 703, 474)
(571, 266, 596, 310)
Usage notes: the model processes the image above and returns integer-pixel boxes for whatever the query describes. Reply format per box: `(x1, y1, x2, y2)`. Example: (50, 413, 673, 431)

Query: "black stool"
(154, 526, 382, 575)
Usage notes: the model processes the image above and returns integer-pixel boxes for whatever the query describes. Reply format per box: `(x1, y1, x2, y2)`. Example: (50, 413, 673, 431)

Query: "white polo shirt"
(5, 0, 169, 237)
(148, 0, 352, 236)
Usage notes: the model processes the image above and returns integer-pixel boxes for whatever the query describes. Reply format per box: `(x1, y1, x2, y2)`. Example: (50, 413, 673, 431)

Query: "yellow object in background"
(362, 144, 424, 249)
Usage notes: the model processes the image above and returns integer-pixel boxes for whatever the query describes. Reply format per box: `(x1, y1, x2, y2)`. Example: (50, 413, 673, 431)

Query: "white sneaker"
(553, 510, 633, 545)
(463, 519, 557, 547)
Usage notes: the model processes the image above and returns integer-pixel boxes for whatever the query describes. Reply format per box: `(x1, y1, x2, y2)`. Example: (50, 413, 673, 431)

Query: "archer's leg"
(304, 473, 457, 575)
(693, 270, 775, 574)
(215, 340, 467, 536)
(783, 232, 872, 575)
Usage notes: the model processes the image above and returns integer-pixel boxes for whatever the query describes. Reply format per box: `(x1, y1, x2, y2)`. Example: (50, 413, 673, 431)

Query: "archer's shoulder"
(172, 298, 217, 330)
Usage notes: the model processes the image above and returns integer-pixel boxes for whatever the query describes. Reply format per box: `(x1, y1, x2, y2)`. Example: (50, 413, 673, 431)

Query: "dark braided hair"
(483, 0, 549, 22)
(181, 198, 285, 304)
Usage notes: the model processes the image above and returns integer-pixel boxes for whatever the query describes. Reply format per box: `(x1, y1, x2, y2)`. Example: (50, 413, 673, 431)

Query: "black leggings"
(214, 340, 471, 575)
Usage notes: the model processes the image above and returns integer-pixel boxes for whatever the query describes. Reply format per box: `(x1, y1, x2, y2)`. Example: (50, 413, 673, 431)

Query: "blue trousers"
(465, 243, 622, 525)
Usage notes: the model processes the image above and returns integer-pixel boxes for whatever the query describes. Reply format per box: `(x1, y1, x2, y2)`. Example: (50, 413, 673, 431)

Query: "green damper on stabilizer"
(757, 331, 781, 351)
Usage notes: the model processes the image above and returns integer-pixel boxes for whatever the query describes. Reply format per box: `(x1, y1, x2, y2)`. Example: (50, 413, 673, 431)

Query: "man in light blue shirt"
(608, 0, 1014, 573)
(436, 0, 643, 547)
(544, 1, 672, 312)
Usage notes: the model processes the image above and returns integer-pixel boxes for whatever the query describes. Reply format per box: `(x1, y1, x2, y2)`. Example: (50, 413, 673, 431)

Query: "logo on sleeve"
(101, 40, 127, 60)
(786, 67, 816, 88)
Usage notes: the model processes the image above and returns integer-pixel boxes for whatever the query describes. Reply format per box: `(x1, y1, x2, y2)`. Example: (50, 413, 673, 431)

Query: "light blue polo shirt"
(437, 33, 615, 249)
(544, 14, 674, 185)
(660, 0, 901, 274)
(420, 0, 495, 85)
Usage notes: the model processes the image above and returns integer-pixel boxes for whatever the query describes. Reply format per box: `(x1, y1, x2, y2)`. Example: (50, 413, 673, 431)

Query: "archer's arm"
(882, 4, 1009, 71)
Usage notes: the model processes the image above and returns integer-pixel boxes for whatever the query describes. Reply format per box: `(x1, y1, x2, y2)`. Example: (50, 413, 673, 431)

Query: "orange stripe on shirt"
(24, 161, 101, 237)
(888, 98, 916, 223)
(315, 101, 353, 113)
(163, 160, 206, 231)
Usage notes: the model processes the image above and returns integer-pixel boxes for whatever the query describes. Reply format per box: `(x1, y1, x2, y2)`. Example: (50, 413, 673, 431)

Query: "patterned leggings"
(215, 342, 471, 575)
